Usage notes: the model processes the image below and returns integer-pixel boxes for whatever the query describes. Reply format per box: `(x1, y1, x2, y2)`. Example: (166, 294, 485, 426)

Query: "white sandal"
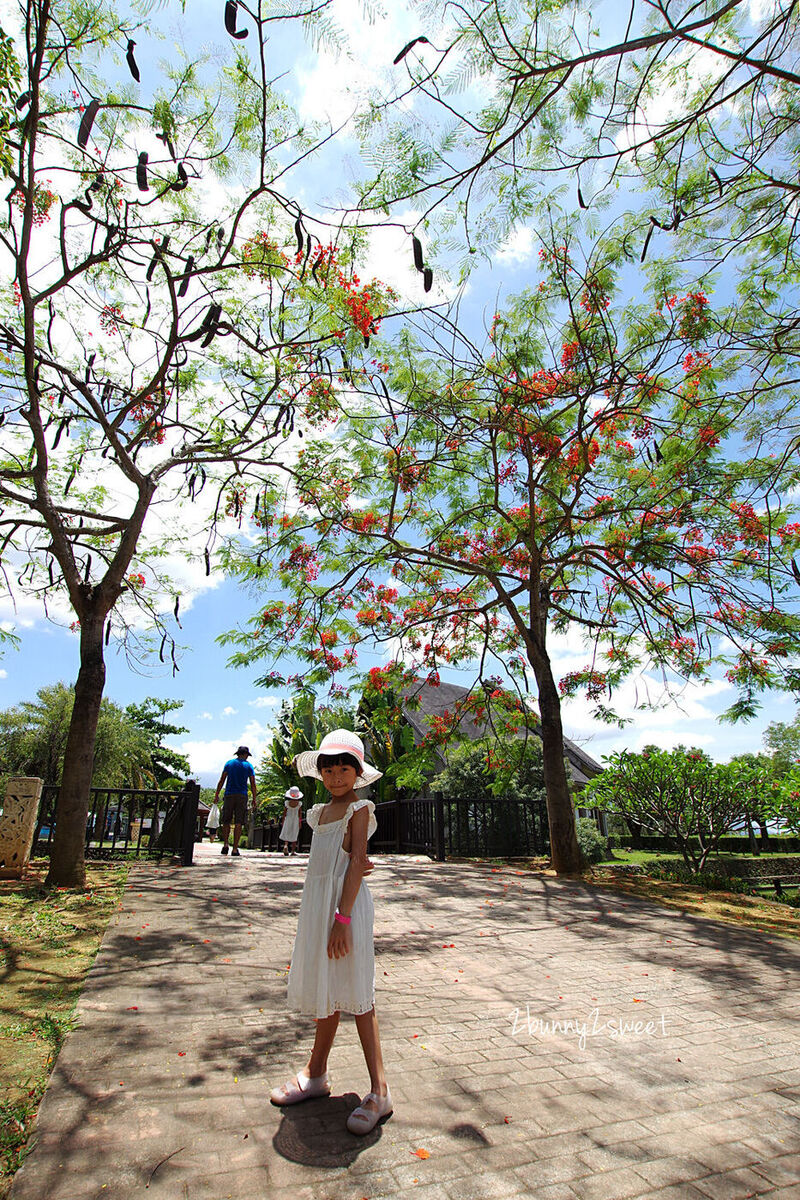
(346, 1088, 393, 1134)
(270, 1069, 330, 1106)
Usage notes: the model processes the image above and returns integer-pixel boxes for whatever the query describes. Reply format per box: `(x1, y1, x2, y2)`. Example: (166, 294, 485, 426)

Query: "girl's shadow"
(272, 1092, 387, 1166)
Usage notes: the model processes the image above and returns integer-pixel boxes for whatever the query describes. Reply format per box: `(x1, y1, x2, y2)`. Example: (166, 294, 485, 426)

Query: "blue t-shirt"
(223, 757, 255, 795)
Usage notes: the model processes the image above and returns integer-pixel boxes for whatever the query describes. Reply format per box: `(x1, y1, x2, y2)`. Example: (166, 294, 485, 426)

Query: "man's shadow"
(272, 1092, 389, 1166)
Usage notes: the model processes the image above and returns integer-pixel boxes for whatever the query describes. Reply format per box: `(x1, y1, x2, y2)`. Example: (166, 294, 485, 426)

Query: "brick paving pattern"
(11, 845, 800, 1200)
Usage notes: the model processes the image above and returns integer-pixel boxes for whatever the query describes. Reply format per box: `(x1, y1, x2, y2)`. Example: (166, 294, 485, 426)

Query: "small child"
(279, 785, 303, 855)
(270, 730, 391, 1134)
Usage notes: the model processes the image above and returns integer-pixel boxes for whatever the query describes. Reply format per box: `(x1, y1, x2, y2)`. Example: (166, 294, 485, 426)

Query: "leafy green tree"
(584, 745, 748, 872)
(436, 736, 546, 805)
(0, 681, 165, 789)
(727, 753, 776, 851)
(356, 672, 418, 805)
(763, 711, 800, 778)
(769, 768, 800, 835)
(225, 240, 800, 874)
(0, 682, 74, 787)
(0, 0, 392, 885)
(0, 25, 21, 176)
(124, 697, 189, 788)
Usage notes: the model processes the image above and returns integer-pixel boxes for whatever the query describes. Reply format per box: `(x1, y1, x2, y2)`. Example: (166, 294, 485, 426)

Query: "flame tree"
(223, 231, 800, 874)
(0, 0, 396, 885)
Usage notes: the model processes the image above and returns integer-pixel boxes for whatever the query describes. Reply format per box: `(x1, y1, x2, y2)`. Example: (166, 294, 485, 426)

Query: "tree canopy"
(0, 681, 187, 790)
(0, 0, 392, 883)
(5, 1, 800, 882)
(584, 744, 748, 872)
(224, 229, 800, 871)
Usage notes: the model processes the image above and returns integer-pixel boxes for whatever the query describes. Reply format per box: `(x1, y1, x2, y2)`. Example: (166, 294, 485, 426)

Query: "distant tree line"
(0, 685, 189, 793)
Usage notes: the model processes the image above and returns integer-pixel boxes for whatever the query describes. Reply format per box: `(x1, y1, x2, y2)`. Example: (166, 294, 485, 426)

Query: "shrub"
(645, 860, 756, 894)
(576, 817, 608, 864)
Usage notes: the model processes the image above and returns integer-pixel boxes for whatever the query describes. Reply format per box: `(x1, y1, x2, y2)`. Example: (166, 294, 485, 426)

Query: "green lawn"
(602, 847, 800, 866)
(601, 849, 683, 865)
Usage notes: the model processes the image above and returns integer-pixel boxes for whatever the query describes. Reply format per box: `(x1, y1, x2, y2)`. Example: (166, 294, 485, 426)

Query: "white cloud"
(180, 718, 272, 779)
(198, 711, 214, 720)
(615, 44, 735, 157)
(248, 695, 281, 708)
(750, 0, 780, 19)
(293, 1, 421, 128)
(0, 600, 45, 630)
(180, 738, 237, 776)
(496, 226, 535, 265)
(0, 668, 7, 679)
(221, 705, 238, 717)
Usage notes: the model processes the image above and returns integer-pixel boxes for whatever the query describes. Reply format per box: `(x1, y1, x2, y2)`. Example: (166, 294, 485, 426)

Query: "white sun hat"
(294, 729, 382, 789)
(284, 786, 303, 800)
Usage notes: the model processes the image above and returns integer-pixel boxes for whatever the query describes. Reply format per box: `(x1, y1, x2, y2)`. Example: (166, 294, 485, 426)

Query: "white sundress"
(286, 797, 377, 1019)
(280, 802, 302, 842)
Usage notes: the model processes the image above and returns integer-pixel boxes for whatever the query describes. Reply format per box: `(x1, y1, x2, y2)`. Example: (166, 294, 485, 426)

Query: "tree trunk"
(746, 814, 760, 856)
(530, 652, 583, 874)
(46, 614, 107, 887)
(625, 817, 644, 848)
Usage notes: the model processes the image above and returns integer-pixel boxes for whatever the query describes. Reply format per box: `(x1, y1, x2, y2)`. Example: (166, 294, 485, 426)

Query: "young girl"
(279, 785, 303, 855)
(270, 729, 391, 1134)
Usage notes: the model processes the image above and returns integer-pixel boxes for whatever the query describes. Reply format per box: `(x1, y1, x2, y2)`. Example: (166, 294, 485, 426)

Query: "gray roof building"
(397, 679, 602, 788)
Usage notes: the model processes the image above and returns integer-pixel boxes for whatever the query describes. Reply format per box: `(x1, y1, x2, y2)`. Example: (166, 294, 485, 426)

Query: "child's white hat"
(284, 786, 303, 800)
(294, 729, 382, 788)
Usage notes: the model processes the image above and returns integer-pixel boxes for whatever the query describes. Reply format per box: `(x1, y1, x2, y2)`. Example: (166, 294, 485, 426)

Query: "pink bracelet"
(334, 910, 351, 925)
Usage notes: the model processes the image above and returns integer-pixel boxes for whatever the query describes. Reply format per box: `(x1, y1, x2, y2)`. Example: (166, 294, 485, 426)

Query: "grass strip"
(0, 860, 127, 1197)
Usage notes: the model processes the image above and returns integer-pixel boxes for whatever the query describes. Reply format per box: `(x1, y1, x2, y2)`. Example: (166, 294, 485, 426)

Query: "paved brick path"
(11, 845, 800, 1200)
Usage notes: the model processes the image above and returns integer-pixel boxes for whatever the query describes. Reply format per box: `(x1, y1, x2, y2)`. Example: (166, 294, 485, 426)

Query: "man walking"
(214, 745, 258, 857)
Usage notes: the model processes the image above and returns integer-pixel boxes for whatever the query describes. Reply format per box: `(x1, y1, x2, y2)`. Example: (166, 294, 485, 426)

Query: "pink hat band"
(320, 741, 364, 762)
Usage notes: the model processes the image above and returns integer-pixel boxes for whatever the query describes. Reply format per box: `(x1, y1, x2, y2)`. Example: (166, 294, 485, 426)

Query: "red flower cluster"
(307, 244, 396, 341)
(677, 292, 710, 341)
(698, 426, 719, 448)
(100, 304, 123, 335)
(11, 181, 58, 225)
(558, 669, 608, 700)
(527, 430, 563, 458)
(730, 501, 766, 542)
(280, 543, 320, 582)
(129, 396, 165, 444)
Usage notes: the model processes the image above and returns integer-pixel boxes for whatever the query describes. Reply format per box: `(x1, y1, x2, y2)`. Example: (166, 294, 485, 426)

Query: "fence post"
(434, 791, 446, 862)
(180, 780, 201, 866)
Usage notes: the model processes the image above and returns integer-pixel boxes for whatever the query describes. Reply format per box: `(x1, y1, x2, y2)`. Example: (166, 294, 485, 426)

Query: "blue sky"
(1, 0, 797, 785)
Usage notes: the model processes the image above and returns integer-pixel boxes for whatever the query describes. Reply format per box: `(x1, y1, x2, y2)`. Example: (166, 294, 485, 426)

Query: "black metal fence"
(248, 819, 313, 853)
(35, 781, 201, 864)
(443, 796, 549, 858)
(246, 794, 549, 859)
(372, 794, 549, 860)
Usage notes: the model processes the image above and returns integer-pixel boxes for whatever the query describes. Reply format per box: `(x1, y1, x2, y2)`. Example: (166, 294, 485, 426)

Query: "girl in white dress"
(279, 785, 303, 855)
(270, 729, 392, 1134)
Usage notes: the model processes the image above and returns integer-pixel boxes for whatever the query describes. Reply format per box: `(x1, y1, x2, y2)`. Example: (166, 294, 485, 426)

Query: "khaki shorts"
(221, 793, 248, 826)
